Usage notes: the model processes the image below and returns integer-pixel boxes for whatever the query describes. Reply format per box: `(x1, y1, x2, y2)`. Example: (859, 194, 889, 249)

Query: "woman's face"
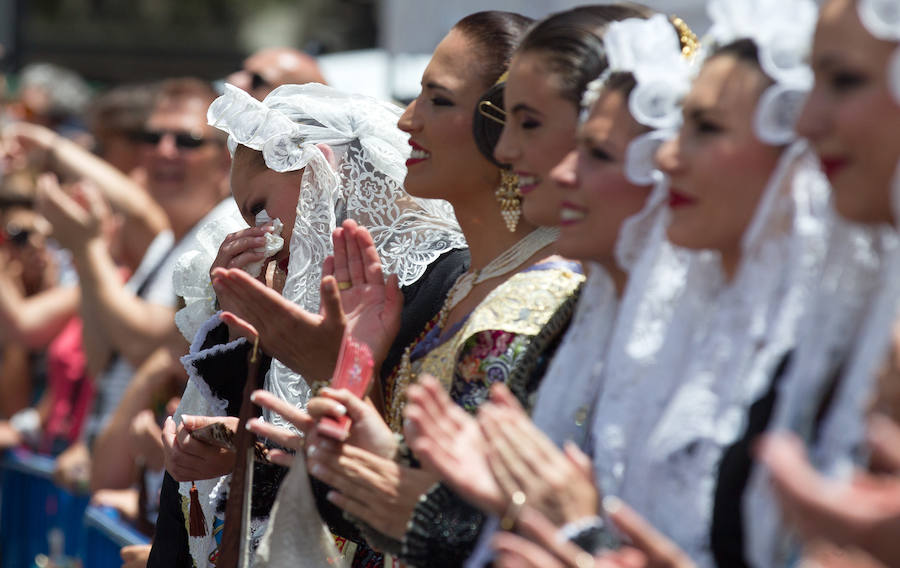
(551, 89, 652, 263)
(230, 146, 302, 260)
(398, 29, 498, 202)
(796, 0, 900, 225)
(657, 55, 781, 257)
(494, 51, 579, 227)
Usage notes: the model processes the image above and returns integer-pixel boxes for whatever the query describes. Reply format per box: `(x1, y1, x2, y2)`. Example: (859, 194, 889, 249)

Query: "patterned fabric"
(385, 262, 584, 431)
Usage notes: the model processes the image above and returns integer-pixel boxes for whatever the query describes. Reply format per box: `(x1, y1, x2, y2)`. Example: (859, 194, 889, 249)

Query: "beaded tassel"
(496, 170, 522, 233)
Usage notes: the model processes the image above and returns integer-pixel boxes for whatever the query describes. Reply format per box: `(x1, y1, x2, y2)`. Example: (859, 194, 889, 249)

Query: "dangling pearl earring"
(496, 169, 521, 232)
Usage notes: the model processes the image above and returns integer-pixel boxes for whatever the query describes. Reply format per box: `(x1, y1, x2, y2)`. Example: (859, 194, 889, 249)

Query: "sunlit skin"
(398, 29, 502, 207)
(494, 51, 580, 227)
(551, 88, 651, 292)
(397, 26, 544, 327)
(796, 0, 900, 226)
(229, 146, 304, 263)
(656, 55, 782, 280)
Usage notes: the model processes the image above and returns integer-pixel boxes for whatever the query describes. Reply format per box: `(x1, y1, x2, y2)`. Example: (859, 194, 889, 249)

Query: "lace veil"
(744, 4, 900, 563)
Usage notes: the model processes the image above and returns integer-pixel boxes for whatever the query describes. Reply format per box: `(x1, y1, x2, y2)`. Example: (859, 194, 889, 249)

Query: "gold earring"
(496, 169, 521, 233)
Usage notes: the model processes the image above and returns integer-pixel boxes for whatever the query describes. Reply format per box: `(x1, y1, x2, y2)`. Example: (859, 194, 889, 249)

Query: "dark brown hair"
(452, 11, 534, 90)
(517, 4, 655, 105)
(712, 38, 762, 65)
(472, 4, 654, 165)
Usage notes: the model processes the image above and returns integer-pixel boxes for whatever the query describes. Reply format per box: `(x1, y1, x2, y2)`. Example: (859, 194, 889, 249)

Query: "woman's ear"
(316, 143, 338, 169)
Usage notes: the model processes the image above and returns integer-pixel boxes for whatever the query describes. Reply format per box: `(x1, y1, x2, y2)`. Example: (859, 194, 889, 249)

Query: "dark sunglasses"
(136, 129, 210, 150)
(4, 224, 32, 247)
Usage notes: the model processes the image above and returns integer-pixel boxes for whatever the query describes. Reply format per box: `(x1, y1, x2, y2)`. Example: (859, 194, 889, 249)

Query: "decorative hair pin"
(478, 100, 507, 126)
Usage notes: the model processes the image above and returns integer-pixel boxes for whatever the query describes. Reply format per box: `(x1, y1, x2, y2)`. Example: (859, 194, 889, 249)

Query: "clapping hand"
(404, 374, 507, 513)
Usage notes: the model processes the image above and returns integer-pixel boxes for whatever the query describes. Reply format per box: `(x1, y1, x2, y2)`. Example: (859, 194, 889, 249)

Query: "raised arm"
(0, 250, 78, 349)
(37, 175, 175, 369)
(5, 121, 169, 264)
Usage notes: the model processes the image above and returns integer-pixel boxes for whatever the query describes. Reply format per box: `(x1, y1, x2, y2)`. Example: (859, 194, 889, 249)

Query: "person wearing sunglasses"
(225, 46, 327, 101)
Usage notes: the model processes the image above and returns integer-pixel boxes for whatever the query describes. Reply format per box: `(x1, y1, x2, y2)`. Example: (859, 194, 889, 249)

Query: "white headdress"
(707, 0, 817, 145)
(578, 14, 699, 270)
(858, 0, 900, 103)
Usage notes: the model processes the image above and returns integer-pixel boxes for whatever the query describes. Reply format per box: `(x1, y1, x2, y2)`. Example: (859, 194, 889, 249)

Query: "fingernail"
(245, 419, 255, 431)
(334, 404, 347, 416)
(250, 391, 260, 403)
(326, 490, 337, 503)
(307, 444, 317, 456)
(311, 463, 323, 476)
(602, 495, 622, 515)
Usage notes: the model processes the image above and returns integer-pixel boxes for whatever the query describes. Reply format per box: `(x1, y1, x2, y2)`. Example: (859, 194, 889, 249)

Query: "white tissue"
(245, 209, 285, 277)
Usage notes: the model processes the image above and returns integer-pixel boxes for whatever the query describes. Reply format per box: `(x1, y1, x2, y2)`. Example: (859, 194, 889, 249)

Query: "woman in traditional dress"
(148, 82, 468, 567)
(400, 10, 699, 566)
(747, 0, 900, 565)
(249, 8, 623, 566)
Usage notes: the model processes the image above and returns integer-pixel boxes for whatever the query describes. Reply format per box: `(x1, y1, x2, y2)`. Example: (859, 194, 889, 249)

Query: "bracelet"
(499, 490, 527, 531)
(557, 515, 604, 542)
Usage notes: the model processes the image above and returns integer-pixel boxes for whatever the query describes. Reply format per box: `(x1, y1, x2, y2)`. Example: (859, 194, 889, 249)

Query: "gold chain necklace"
(387, 227, 559, 429)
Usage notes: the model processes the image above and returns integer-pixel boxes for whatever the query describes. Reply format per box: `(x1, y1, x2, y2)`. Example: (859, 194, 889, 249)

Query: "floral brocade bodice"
(385, 262, 584, 432)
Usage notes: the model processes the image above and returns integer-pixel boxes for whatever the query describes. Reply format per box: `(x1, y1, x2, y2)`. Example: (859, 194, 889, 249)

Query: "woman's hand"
(404, 374, 507, 513)
(493, 499, 695, 568)
(209, 226, 274, 282)
(492, 507, 602, 568)
(306, 440, 438, 540)
(757, 432, 900, 567)
(308, 386, 397, 459)
(326, 219, 403, 368)
(161, 415, 238, 482)
(247, 389, 312, 468)
(212, 267, 346, 382)
(479, 383, 599, 526)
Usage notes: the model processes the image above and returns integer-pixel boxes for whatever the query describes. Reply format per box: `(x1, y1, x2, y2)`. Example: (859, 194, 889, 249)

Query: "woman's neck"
(591, 256, 629, 298)
(720, 248, 742, 283)
(450, 191, 550, 270)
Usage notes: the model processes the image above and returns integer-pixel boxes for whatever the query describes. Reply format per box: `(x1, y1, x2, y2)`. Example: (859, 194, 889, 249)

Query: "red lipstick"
(819, 156, 848, 180)
(668, 188, 697, 209)
(407, 140, 430, 167)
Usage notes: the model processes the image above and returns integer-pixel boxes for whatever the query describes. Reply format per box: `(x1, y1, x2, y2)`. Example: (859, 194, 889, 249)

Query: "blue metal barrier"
(0, 449, 150, 568)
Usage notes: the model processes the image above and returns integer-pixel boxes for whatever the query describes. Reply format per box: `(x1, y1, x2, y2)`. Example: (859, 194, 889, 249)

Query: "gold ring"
(499, 490, 526, 531)
(337, 281, 352, 291)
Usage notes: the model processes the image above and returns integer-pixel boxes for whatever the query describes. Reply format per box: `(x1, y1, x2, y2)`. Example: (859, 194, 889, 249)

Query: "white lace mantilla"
(744, 169, 900, 567)
(595, 142, 830, 567)
(174, 83, 466, 567)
